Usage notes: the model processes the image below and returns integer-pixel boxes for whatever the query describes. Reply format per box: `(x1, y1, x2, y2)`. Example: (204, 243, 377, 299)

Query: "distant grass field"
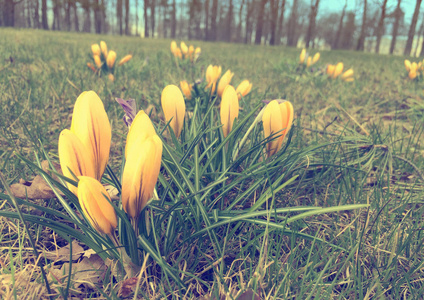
(0, 28, 424, 299)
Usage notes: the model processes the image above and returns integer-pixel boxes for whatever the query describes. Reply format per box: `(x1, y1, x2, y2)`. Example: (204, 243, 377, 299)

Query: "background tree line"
(0, 0, 422, 56)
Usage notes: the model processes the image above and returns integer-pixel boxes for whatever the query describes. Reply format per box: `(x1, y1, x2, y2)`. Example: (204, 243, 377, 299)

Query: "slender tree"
(72, 0, 79, 31)
(33, 0, 40, 28)
(404, 0, 422, 55)
(356, 0, 367, 51)
(389, 0, 402, 54)
(269, 0, 278, 45)
(254, 0, 267, 44)
(94, 0, 102, 33)
(41, 0, 48, 29)
(125, 0, 130, 35)
(117, 0, 123, 34)
(332, 0, 347, 49)
(171, 0, 176, 38)
(276, 0, 286, 45)
(374, 0, 388, 53)
(150, 0, 156, 37)
(287, 0, 298, 46)
(305, 0, 320, 48)
(210, 0, 218, 40)
(144, 0, 149, 37)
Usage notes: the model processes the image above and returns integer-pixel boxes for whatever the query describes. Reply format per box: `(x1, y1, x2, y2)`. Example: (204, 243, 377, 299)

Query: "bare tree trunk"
(414, 19, 424, 56)
(33, 0, 40, 28)
(374, 0, 388, 53)
(223, 0, 233, 42)
(117, 0, 123, 35)
(236, 0, 245, 43)
(404, 0, 422, 55)
(144, 0, 149, 37)
(276, 0, 286, 45)
(269, 0, 278, 45)
(332, 0, 346, 49)
(420, 22, 424, 56)
(356, 0, 367, 51)
(287, 0, 298, 46)
(26, 0, 32, 27)
(94, 0, 102, 33)
(204, 0, 209, 40)
(41, 0, 48, 29)
(65, 0, 71, 30)
(171, 0, 176, 38)
(150, 0, 155, 37)
(244, 0, 254, 44)
(3, 0, 17, 27)
(210, 0, 218, 40)
(125, 0, 130, 35)
(136, 0, 139, 35)
(254, 0, 267, 44)
(389, 0, 402, 54)
(72, 0, 79, 31)
(305, 0, 320, 48)
(82, 0, 91, 32)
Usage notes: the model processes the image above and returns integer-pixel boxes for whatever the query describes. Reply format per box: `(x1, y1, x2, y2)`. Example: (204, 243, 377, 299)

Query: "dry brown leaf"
(43, 240, 85, 262)
(117, 277, 138, 298)
(9, 160, 63, 199)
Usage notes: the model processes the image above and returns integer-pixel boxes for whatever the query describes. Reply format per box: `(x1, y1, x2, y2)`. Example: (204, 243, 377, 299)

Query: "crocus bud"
(174, 47, 182, 59)
(106, 50, 117, 69)
(170, 41, 177, 55)
(181, 42, 188, 56)
(180, 80, 193, 99)
(312, 53, 320, 65)
(217, 69, 235, 98)
(205, 65, 222, 94)
(108, 74, 115, 82)
(220, 85, 239, 138)
(194, 47, 201, 61)
(235, 80, 252, 99)
(94, 55, 102, 68)
(409, 69, 418, 80)
(262, 100, 294, 157)
(91, 44, 101, 56)
(125, 110, 157, 159)
(332, 62, 344, 79)
(341, 68, 354, 82)
(326, 64, 335, 77)
(118, 54, 133, 66)
(306, 56, 312, 67)
(161, 85, 186, 138)
(188, 45, 194, 61)
(71, 91, 111, 180)
(58, 129, 95, 195)
(299, 48, 306, 64)
(100, 41, 108, 57)
(404, 60, 411, 72)
(121, 135, 163, 219)
(78, 176, 117, 235)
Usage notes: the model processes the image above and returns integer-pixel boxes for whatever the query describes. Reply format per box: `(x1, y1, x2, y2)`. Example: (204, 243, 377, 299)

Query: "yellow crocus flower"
(106, 50, 117, 69)
(188, 45, 194, 61)
(161, 85, 186, 138)
(404, 59, 411, 72)
(181, 41, 188, 56)
(100, 41, 108, 57)
(332, 62, 344, 79)
(341, 68, 354, 82)
(312, 53, 320, 65)
(87, 62, 96, 72)
(217, 69, 234, 98)
(125, 110, 157, 159)
(299, 48, 306, 64)
(326, 64, 335, 77)
(170, 41, 177, 55)
(194, 47, 201, 62)
(108, 74, 115, 82)
(70, 91, 111, 180)
(205, 65, 222, 94)
(58, 129, 96, 195)
(91, 44, 101, 56)
(306, 56, 312, 67)
(180, 80, 193, 99)
(220, 85, 239, 138)
(118, 54, 133, 66)
(235, 80, 252, 99)
(93, 55, 102, 69)
(121, 135, 163, 219)
(262, 100, 294, 158)
(78, 176, 117, 235)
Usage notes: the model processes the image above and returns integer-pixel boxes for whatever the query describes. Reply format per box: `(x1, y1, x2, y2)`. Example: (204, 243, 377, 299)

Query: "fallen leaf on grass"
(9, 160, 63, 199)
(43, 240, 85, 262)
(118, 277, 138, 298)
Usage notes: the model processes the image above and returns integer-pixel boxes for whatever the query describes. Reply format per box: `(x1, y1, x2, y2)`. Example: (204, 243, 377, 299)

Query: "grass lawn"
(0, 28, 423, 299)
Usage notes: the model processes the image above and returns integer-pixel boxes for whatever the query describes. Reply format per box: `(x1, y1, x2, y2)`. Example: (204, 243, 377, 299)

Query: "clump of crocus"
(58, 91, 111, 194)
(217, 70, 235, 97)
(326, 62, 354, 82)
(404, 59, 422, 80)
(235, 80, 252, 100)
(299, 48, 320, 68)
(87, 41, 132, 81)
(262, 100, 294, 158)
(205, 65, 222, 94)
(180, 80, 193, 100)
(161, 84, 186, 138)
(220, 85, 239, 137)
(170, 40, 201, 62)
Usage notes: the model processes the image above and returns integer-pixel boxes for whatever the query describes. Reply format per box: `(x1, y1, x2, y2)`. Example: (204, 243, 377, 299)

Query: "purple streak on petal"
(116, 98, 137, 127)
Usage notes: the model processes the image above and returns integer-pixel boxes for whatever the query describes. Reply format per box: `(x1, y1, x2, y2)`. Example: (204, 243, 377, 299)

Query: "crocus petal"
(118, 54, 132, 66)
(332, 62, 344, 79)
(71, 91, 111, 180)
(262, 100, 283, 157)
(78, 176, 117, 235)
(180, 80, 193, 99)
(100, 41, 108, 57)
(161, 85, 186, 138)
(125, 110, 156, 159)
(170, 41, 177, 55)
(181, 42, 188, 56)
(312, 53, 320, 64)
(327, 64, 335, 76)
(107, 50, 117, 69)
(217, 70, 235, 98)
(236, 80, 252, 99)
(277, 101, 294, 151)
(121, 135, 163, 219)
(404, 60, 411, 72)
(220, 85, 239, 137)
(58, 129, 95, 195)
(299, 48, 306, 64)
(94, 55, 102, 68)
(341, 68, 354, 80)
(91, 44, 101, 56)
(306, 56, 312, 67)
